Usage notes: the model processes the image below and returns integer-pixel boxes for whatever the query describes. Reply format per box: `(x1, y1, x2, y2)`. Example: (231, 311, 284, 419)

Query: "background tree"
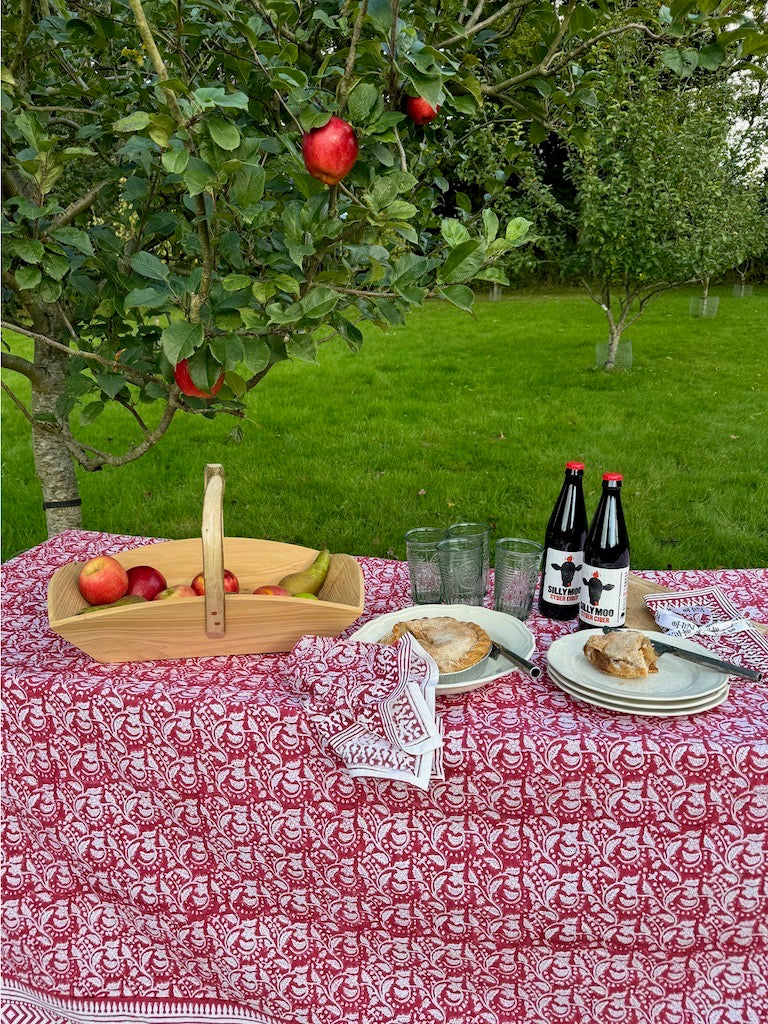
(561, 63, 766, 367)
(3, 0, 766, 534)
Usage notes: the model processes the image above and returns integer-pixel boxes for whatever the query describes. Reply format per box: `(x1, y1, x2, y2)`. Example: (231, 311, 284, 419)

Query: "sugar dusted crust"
(381, 616, 492, 674)
(583, 630, 659, 679)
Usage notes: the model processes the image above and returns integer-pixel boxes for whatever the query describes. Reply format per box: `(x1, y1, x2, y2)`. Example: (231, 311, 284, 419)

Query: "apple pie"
(381, 616, 492, 674)
(583, 630, 659, 679)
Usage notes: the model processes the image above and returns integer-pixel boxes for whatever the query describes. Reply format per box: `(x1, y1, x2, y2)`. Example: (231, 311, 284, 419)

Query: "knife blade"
(490, 640, 541, 679)
(601, 627, 762, 682)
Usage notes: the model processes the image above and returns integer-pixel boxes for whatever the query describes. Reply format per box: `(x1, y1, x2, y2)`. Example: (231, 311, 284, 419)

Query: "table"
(2, 531, 767, 1024)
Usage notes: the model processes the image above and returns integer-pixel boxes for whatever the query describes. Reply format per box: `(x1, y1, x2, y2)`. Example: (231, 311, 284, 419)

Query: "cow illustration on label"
(553, 555, 582, 589)
(583, 570, 614, 607)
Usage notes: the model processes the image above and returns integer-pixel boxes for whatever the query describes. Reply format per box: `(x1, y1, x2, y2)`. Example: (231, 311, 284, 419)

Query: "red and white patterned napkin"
(283, 632, 443, 789)
(644, 586, 768, 676)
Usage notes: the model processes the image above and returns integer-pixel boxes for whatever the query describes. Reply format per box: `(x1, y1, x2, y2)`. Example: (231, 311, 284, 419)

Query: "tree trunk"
(31, 333, 83, 537)
(602, 321, 623, 370)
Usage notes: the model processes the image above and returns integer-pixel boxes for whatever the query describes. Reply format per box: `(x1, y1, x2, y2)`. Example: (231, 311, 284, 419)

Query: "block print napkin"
(284, 632, 443, 789)
(644, 586, 768, 676)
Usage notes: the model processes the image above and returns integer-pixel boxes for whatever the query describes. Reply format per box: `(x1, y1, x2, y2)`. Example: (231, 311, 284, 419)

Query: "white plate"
(349, 604, 536, 695)
(548, 671, 729, 720)
(546, 629, 729, 702)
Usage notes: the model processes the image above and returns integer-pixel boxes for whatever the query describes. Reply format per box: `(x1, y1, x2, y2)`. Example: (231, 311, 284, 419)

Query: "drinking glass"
(447, 522, 491, 597)
(493, 538, 544, 619)
(437, 535, 485, 606)
(405, 527, 446, 604)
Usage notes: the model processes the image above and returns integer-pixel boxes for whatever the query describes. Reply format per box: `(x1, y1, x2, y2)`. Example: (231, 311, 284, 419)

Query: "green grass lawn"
(3, 284, 767, 569)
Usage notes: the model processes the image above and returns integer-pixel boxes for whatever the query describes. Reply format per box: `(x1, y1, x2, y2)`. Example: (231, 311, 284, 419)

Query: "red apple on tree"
(301, 116, 359, 185)
(78, 555, 129, 605)
(154, 584, 198, 600)
(404, 96, 439, 126)
(191, 570, 240, 595)
(174, 358, 225, 400)
(253, 584, 292, 597)
(126, 564, 167, 601)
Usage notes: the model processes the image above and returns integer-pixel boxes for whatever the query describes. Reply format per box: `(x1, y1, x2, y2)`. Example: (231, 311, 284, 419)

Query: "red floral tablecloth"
(2, 531, 767, 1024)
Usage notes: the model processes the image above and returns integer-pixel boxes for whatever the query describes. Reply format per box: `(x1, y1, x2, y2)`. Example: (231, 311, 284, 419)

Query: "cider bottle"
(578, 473, 630, 629)
(538, 462, 587, 620)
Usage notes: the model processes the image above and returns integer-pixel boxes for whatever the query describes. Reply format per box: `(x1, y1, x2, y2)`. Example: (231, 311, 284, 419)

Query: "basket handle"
(202, 464, 226, 638)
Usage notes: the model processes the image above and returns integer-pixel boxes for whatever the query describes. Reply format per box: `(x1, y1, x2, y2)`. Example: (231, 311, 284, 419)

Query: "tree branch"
(1, 349, 40, 383)
(63, 392, 182, 470)
(0, 320, 167, 390)
(338, 0, 368, 111)
(1, 379, 38, 426)
(440, 2, 517, 48)
(47, 180, 110, 232)
(127, 0, 184, 122)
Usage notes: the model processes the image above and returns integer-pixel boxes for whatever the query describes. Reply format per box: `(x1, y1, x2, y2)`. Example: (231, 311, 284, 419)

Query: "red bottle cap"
(566, 461, 585, 470)
(603, 472, 623, 481)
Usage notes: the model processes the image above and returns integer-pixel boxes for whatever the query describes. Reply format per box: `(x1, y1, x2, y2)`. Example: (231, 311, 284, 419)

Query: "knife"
(601, 627, 763, 682)
(490, 640, 542, 679)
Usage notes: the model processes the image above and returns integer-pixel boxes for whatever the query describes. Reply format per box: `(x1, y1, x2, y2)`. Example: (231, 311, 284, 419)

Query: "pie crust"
(382, 616, 492, 674)
(583, 630, 659, 679)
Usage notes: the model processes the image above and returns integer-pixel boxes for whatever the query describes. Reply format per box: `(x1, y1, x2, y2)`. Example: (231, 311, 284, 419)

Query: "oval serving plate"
(349, 604, 536, 695)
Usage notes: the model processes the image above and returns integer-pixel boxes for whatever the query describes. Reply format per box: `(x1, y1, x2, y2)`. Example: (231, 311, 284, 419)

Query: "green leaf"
(286, 333, 318, 363)
(369, 177, 400, 211)
(113, 111, 151, 132)
(348, 82, 379, 122)
(208, 117, 241, 151)
(482, 210, 499, 243)
(661, 47, 699, 77)
(386, 200, 418, 220)
(16, 265, 42, 290)
(79, 401, 105, 425)
(131, 250, 169, 281)
(162, 146, 190, 174)
(439, 239, 485, 284)
(193, 87, 249, 110)
(230, 162, 265, 222)
(42, 252, 70, 281)
(222, 273, 252, 292)
(161, 321, 204, 364)
(441, 218, 470, 247)
(124, 286, 169, 308)
(9, 238, 45, 263)
(252, 280, 276, 304)
(184, 157, 217, 196)
(505, 217, 532, 244)
(243, 338, 270, 374)
(95, 372, 127, 398)
(438, 285, 475, 312)
(209, 332, 244, 366)
(367, 0, 393, 32)
(299, 286, 340, 319)
(51, 227, 93, 255)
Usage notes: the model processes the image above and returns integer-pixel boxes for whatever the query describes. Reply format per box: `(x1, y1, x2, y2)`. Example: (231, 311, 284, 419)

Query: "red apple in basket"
(301, 116, 358, 185)
(78, 555, 129, 605)
(126, 564, 167, 601)
(253, 584, 292, 597)
(173, 359, 224, 400)
(154, 584, 198, 600)
(191, 570, 240, 595)
(404, 96, 439, 126)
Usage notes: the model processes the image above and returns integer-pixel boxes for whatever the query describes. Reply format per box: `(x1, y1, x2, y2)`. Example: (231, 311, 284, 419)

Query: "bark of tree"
(29, 307, 83, 536)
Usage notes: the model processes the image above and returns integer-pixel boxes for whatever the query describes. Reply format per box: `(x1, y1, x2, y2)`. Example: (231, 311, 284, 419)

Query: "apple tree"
(3, 0, 767, 532)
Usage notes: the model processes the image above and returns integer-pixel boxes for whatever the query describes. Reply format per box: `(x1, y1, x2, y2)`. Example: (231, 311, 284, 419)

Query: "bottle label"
(541, 548, 583, 607)
(579, 564, 629, 626)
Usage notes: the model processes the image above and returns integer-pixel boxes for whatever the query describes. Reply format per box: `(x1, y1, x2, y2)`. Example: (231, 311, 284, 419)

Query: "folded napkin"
(644, 586, 768, 675)
(283, 632, 443, 789)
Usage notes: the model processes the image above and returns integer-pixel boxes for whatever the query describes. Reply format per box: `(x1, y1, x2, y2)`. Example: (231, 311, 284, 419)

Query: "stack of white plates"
(546, 629, 730, 716)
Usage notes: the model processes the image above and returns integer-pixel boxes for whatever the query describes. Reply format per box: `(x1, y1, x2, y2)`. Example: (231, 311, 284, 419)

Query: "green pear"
(278, 549, 330, 596)
(294, 592, 319, 601)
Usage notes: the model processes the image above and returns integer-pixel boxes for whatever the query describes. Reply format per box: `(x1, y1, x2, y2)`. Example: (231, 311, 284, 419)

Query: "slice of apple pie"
(583, 630, 659, 679)
(381, 616, 492, 674)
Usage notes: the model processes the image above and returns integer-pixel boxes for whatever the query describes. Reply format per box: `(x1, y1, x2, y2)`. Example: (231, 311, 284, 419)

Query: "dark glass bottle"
(538, 462, 588, 620)
(578, 473, 630, 630)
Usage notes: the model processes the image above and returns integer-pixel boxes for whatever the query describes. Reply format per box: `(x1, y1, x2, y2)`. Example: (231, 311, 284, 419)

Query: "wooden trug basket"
(47, 464, 365, 663)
